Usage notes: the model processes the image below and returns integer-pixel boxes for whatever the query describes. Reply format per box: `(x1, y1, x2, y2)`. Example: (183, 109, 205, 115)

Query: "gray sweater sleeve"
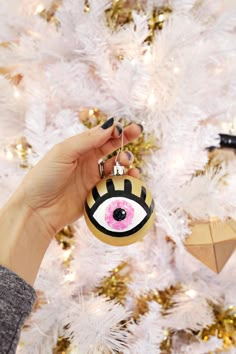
(0, 265, 36, 354)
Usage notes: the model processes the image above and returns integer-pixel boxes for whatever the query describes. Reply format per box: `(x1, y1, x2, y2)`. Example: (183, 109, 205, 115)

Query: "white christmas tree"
(0, 0, 236, 353)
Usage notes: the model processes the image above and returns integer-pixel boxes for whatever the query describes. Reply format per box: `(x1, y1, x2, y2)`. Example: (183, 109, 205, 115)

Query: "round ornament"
(84, 167, 155, 246)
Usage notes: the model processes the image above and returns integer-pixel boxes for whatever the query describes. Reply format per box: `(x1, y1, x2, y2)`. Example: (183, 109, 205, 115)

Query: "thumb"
(56, 117, 115, 161)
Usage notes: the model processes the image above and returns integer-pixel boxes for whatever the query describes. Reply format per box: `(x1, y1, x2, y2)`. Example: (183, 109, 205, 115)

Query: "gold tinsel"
(195, 148, 230, 182)
(4, 137, 33, 168)
(53, 336, 71, 354)
(38, 0, 61, 27)
(96, 262, 131, 304)
(55, 225, 75, 250)
(105, 0, 142, 29)
(200, 305, 236, 351)
(104, 0, 172, 43)
(146, 6, 172, 43)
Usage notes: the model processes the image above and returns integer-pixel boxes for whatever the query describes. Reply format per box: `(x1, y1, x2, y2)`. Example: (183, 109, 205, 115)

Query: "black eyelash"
(106, 179, 115, 193)
(92, 186, 100, 201)
(141, 186, 146, 201)
(124, 179, 132, 194)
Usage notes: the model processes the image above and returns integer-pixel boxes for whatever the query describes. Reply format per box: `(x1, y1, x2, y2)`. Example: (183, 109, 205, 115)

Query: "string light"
(147, 91, 156, 106)
(13, 86, 20, 99)
(65, 272, 76, 282)
(185, 289, 198, 299)
(171, 154, 185, 169)
(173, 66, 180, 74)
(35, 4, 45, 15)
(143, 49, 152, 64)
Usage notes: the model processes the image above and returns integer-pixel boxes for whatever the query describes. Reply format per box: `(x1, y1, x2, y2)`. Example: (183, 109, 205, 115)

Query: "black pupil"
(113, 208, 127, 221)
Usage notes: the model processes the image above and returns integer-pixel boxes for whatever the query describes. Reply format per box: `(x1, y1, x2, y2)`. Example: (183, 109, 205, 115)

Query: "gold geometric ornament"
(185, 218, 236, 273)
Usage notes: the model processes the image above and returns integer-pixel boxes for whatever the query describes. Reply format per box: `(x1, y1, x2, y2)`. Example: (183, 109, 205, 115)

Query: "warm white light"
(221, 121, 235, 134)
(148, 92, 156, 106)
(158, 14, 165, 22)
(130, 58, 137, 66)
(88, 109, 94, 116)
(143, 49, 152, 64)
(27, 30, 41, 38)
(65, 272, 76, 282)
(5, 149, 14, 160)
(173, 66, 180, 74)
(62, 249, 72, 262)
(185, 289, 197, 299)
(35, 4, 44, 14)
(172, 154, 185, 169)
(13, 87, 20, 99)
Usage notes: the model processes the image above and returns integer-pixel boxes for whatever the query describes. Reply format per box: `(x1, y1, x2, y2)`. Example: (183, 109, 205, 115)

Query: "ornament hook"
(113, 122, 125, 176)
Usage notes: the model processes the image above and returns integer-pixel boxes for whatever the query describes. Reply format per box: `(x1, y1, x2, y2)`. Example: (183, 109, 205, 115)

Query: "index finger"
(96, 123, 143, 159)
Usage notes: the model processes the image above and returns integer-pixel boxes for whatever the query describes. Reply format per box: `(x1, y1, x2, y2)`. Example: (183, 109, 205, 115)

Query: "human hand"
(18, 118, 142, 237)
(0, 118, 142, 284)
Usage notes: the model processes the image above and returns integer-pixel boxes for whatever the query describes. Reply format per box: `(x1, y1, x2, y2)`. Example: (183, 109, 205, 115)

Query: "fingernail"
(101, 117, 114, 129)
(137, 166, 142, 173)
(137, 123, 144, 132)
(116, 124, 123, 136)
(125, 151, 133, 161)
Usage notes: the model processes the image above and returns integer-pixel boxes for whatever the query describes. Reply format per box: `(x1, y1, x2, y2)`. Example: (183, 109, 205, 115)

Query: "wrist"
(0, 189, 53, 286)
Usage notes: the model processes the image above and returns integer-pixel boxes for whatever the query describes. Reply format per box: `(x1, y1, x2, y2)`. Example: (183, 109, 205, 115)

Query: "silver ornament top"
(112, 161, 125, 176)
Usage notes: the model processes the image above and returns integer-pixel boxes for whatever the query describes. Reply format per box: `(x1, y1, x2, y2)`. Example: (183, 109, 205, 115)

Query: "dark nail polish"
(125, 151, 133, 161)
(137, 123, 144, 132)
(101, 117, 114, 129)
(116, 124, 123, 136)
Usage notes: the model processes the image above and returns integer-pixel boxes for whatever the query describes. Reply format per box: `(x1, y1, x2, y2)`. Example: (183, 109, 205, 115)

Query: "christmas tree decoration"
(84, 165, 155, 246)
(146, 6, 172, 42)
(4, 137, 32, 168)
(53, 336, 71, 354)
(96, 262, 131, 304)
(37, 1, 61, 25)
(55, 225, 75, 250)
(1, 0, 236, 352)
(185, 218, 236, 273)
(200, 305, 236, 351)
(133, 286, 180, 321)
(105, 0, 141, 29)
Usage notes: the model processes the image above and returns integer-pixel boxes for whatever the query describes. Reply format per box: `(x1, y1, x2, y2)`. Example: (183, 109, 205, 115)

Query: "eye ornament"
(84, 162, 155, 246)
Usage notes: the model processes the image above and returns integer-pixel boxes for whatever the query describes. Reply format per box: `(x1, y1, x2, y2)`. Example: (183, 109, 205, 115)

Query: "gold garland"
(53, 336, 71, 354)
(201, 305, 236, 350)
(96, 262, 131, 304)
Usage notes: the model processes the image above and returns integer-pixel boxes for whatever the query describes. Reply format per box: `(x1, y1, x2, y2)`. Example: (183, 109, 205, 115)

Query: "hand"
(0, 118, 142, 284)
(18, 118, 142, 237)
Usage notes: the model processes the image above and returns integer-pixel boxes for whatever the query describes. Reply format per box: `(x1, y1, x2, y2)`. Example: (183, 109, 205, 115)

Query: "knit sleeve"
(0, 265, 36, 354)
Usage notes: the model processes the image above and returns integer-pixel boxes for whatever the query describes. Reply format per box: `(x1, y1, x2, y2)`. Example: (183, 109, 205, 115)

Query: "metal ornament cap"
(112, 161, 125, 176)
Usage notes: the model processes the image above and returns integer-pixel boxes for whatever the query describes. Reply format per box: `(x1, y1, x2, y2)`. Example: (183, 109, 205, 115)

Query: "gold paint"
(84, 175, 155, 246)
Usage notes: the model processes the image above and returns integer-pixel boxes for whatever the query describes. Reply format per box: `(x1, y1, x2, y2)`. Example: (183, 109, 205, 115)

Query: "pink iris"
(105, 199, 134, 230)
